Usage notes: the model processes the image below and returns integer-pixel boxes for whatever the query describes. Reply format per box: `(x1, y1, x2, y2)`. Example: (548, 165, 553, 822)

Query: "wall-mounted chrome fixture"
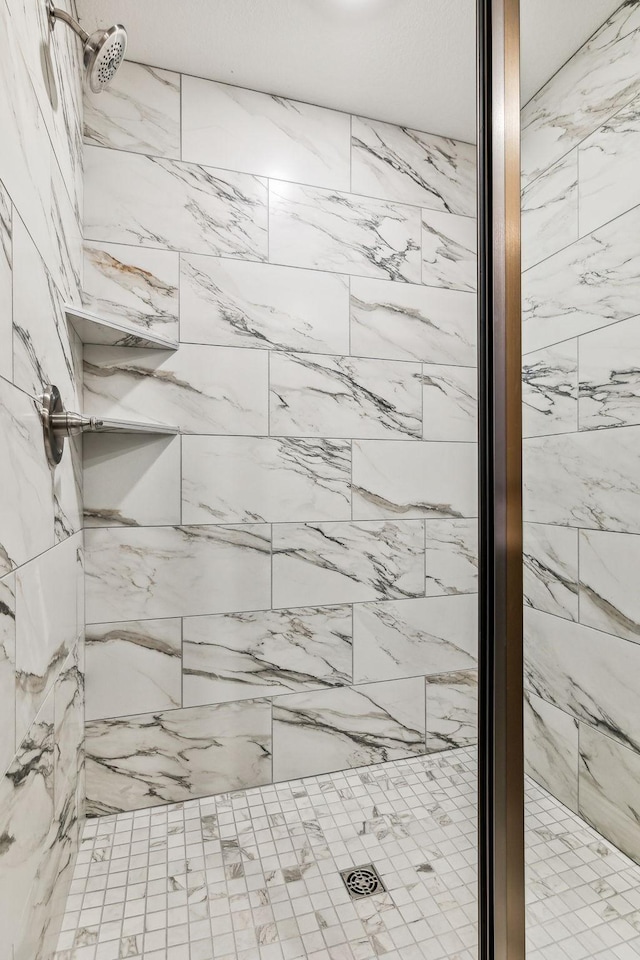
(47, 1, 127, 93)
(40, 384, 104, 466)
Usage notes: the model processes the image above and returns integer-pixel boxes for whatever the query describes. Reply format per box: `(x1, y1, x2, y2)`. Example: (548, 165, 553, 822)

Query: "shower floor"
(53, 748, 640, 960)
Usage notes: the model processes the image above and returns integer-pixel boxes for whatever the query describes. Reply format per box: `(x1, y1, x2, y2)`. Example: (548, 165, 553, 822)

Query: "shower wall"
(81, 62, 478, 814)
(522, 1, 640, 863)
(0, 1, 84, 957)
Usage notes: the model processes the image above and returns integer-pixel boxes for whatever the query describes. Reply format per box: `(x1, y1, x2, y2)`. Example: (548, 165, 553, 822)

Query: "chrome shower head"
(48, 2, 127, 93)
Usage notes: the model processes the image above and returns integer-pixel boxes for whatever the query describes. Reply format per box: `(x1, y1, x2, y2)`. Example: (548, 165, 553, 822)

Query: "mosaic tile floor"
(54, 748, 640, 960)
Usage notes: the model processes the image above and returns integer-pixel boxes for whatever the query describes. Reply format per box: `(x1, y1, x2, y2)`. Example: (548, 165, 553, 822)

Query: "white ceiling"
(76, 0, 623, 142)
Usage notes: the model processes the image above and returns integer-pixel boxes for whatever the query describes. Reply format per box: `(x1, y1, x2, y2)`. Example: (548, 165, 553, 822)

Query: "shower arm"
(47, 2, 90, 44)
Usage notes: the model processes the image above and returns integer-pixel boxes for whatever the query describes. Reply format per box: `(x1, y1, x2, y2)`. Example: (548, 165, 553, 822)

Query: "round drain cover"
(341, 865, 384, 898)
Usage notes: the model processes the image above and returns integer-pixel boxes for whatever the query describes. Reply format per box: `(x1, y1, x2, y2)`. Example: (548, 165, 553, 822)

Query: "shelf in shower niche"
(64, 305, 179, 350)
(90, 417, 180, 436)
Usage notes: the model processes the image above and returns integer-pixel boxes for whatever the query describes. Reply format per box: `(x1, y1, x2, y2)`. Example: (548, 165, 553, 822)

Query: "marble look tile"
(84, 145, 268, 260)
(0, 180, 12, 382)
(83, 433, 181, 527)
(352, 439, 477, 520)
(523, 427, 640, 532)
(180, 254, 349, 354)
(425, 670, 478, 752)
(353, 594, 477, 684)
(49, 156, 82, 309)
(350, 276, 476, 365)
(85, 619, 182, 720)
(269, 180, 422, 282)
(85, 524, 271, 623)
(579, 723, 640, 865)
(522, 340, 578, 437)
(83, 343, 269, 435)
(182, 76, 351, 189)
(183, 606, 352, 706)
(421, 210, 476, 293)
(425, 519, 478, 596)
(521, 151, 578, 271)
(270, 352, 422, 440)
(523, 522, 579, 621)
(578, 315, 640, 430)
(524, 607, 640, 755)
(524, 692, 578, 812)
(182, 435, 351, 524)
(522, 204, 640, 354)
(272, 520, 424, 607)
(0, 573, 16, 774)
(82, 241, 179, 342)
(272, 679, 426, 781)
(351, 116, 476, 216)
(85, 700, 272, 814)
(83, 61, 180, 158)
(578, 528, 640, 643)
(54, 644, 83, 831)
(521, 2, 640, 185)
(421, 364, 477, 441)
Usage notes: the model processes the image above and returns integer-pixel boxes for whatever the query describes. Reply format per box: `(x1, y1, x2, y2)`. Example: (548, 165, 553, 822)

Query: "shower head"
(47, 2, 127, 93)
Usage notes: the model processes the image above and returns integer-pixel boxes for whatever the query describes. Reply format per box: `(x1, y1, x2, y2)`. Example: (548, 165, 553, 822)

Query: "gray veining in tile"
(425, 518, 478, 597)
(521, 150, 578, 271)
(522, 340, 578, 438)
(0, 573, 16, 774)
(523, 522, 579, 622)
(421, 364, 477, 441)
(421, 209, 476, 293)
(0, 180, 12, 382)
(425, 670, 478, 752)
(579, 314, 640, 430)
(524, 692, 578, 812)
(579, 528, 640, 644)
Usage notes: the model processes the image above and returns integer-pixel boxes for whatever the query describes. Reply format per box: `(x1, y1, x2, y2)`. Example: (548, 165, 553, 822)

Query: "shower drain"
(339, 864, 386, 899)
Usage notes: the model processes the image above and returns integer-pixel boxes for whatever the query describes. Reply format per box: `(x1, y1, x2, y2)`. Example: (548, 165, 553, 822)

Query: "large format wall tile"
(86, 524, 272, 623)
(183, 606, 352, 706)
(422, 364, 477, 441)
(270, 352, 422, 440)
(421, 209, 476, 292)
(0, 573, 16, 774)
(83, 61, 180, 158)
(269, 180, 421, 282)
(578, 314, 640, 430)
(352, 594, 477, 684)
(351, 116, 476, 215)
(182, 76, 351, 189)
(352, 439, 477, 520)
(425, 669, 478, 752)
(182, 436, 351, 524)
(272, 520, 424, 607)
(272, 679, 426, 781)
(524, 692, 578, 812)
(350, 276, 476, 365)
(579, 528, 640, 643)
(521, 151, 578, 271)
(523, 523, 578, 621)
(84, 145, 268, 260)
(83, 343, 269, 435)
(85, 700, 272, 814)
(85, 619, 182, 720)
(522, 341, 578, 438)
(425, 518, 478, 596)
(180, 254, 349, 353)
(0, 180, 11, 382)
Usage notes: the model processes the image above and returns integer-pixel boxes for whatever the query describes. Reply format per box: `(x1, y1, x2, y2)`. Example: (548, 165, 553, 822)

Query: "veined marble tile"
(83, 433, 181, 527)
(0, 573, 16, 774)
(425, 670, 478, 752)
(82, 241, 179, 341)
(53, 643, 83, 831)
(272, 520, 424, 608)
(84, 145, 268, 261)
(85, 619, 181, 720)
(524, 692, 578, 812)
(522, 340, 578, 438)
(421, 209, 476, 293)
(579, 314, 640, 430)
(83, 61, 180, 158)
(422, 364, 477, 441)
(49, 153, 82, 306)
(579, 528, 640, 644)
(182, 436, 351, 524)
(83, 343, 269, 435)
(0, 180, 12, 382)
(353, 594, 477, 684)
(579, 723, 640, 865)
(350, 276, 476, 366)
(182, 76, 351, 189)
(15, 533, 81, 744)
(524, 607, 640, 755)
(352, 439, 477, 521)
(272, 679, 426, 781)
(521, 151, 578, 271)
(522, 204, 640, 354)
(85, 524, 271, 623)
(425, 519, 478, 597)
(270, 352, 422, 440)
(521, 2, 640, 185)
(183, 606, 352, 706)
(269, 180, 422, 282)
(85, 700, 272, 814)
(523, 522, 579, 622)
(523, 427, 640, 532)
(351, 116, 476, 216)
(180, 254, 349, 354)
